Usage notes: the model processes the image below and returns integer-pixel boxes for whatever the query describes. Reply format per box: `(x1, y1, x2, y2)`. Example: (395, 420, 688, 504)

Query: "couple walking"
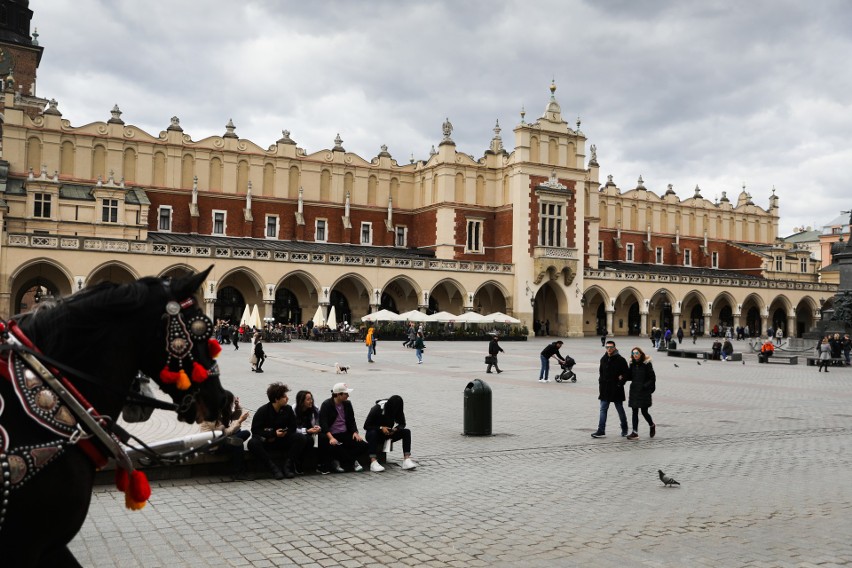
(591, 340, 657, 440)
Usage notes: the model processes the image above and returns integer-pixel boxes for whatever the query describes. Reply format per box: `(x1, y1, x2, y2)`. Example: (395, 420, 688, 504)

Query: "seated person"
(200, 390, 251, 480)
(247, 382, 306, 480)
(293, 390, 322, 473)
(318, 383, 369, 474)
(760, 339, 775, 362)
(711, 340, 722, 361)
(721, 339, 734, 361)
(363, 395, 417, 472)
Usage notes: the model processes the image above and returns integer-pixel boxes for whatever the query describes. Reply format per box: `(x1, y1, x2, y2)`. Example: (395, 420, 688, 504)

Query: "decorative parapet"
(583, 267, 836, 292)
(534, 246, 578, 260)
(7, 234, 512, 274)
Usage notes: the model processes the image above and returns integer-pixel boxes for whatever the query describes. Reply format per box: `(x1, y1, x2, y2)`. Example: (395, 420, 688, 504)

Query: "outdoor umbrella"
(326, 305, 338, 329)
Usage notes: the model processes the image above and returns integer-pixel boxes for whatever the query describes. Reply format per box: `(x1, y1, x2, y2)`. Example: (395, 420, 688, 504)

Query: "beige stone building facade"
(0, 2, 836, 338)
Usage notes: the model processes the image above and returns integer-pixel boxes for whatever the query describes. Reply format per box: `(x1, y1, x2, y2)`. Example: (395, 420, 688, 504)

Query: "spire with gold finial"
(542, 79, 562, 122)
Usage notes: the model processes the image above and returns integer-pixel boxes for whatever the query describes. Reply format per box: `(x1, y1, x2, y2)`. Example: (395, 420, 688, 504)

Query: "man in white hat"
(318, 383, 369, 474)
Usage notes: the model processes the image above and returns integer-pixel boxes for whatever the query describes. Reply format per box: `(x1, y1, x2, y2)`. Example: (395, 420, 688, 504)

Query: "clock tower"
(0, 0, 45, 118)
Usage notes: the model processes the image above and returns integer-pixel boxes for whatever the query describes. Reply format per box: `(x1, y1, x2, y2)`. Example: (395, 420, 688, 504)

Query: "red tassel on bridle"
(115, 467, 151, 510)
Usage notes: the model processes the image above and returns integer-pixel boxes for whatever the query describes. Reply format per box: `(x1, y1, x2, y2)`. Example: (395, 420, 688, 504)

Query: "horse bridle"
(0, 292, 228, 529)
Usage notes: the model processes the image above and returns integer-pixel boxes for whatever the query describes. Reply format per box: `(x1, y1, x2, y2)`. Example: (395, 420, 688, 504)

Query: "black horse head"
(14, 265, 228, 425)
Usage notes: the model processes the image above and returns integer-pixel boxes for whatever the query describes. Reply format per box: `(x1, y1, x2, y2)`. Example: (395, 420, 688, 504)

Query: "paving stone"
(65, 338, 852, 566)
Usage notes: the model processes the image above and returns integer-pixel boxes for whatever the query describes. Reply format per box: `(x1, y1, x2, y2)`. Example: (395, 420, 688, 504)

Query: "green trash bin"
(464, 378, 492, 436)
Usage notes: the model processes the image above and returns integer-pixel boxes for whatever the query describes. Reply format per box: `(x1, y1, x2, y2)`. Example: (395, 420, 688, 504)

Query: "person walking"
(251, 332, 267, 373)
(817, 337, 831, 372)
(600, 327, 608, 347)
(485, 335, 504, 374)
(539, 340, 566, 383)
(775, 327, 783, 346)
(625, 346, 656, 440)
(676, 327, 684, 345)
(232, 325, 241, 350)
(843, 334, 851, 366)
(591, 340, 629, 438)
(365, 326, 375, 363)
(414, 332, 425, 364)
(403, 322, 416, 348)
(691, 325, 697, 344)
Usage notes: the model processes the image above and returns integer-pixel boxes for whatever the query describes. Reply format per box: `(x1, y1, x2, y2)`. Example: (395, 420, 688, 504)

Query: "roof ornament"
(333, 133, 345, 152)
(429, 145, 437, 157)
(637, 175, 645, 189)
(108, 104, 124, 124)
(277, 129, 296, 145)
(520, 105, 526, 125)
(441, 117, 454, 143)
(694, 184, 702, 198)
(167, 116, 183, 132)
(541, 170, 567, 191)
(223, 119, 238, 139)
(665, 183, 676, 195)
(31, 28, 39, 46)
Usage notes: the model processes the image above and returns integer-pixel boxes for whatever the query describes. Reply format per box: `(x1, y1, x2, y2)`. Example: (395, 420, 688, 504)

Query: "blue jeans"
(367, 344, 373, 362)
(597, 399, 628, 435)
(416, 348, 423, 362)
(539, 355, 550, 380)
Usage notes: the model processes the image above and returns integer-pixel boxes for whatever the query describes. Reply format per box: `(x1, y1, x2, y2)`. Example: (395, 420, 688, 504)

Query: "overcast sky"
(30, 0, 852, 236)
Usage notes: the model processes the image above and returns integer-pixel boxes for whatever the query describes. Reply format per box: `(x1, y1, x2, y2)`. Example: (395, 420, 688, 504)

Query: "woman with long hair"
(625, 346, 657, 440)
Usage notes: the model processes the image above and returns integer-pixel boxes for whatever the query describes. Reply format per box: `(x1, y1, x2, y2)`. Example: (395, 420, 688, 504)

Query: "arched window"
(209, 157, 223, 191)
(153, 152, 166, 186)
(368, 175, 377, 206)
(475, 175, 485, 205)
(181, 154, 195, 189)
(92, 144, 106, 181)
(288, 165, 300, 199)
(60, 140, 75, 176)
(530, 136, 540, 162)
(263, 163, 275, 197)
(123, 147, 137, 183)
(26, 137, 42, 173)
(320, 169, 331, 201)
(237, 159, 249, 193)
(454, 173, 465, 202)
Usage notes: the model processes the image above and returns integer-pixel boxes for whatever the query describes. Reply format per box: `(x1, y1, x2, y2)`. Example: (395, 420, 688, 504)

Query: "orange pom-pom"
(176, 369, 191, 390)
(115, 467, 129, 491)
(125, 493, 147, 510)
(191, 361, 208, 383)
(208, 338, 222, 358)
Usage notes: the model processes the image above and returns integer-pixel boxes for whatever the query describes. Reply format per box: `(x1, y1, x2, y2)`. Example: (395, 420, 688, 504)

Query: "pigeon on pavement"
(658, 469, 680, 487)
(696, 361, 701, 365)
(673, 363, 679, 368)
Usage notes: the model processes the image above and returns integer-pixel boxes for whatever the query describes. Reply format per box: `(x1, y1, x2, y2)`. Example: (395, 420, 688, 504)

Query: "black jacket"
(540, 342, 565, 360)
(598, 350, 629, 402)
(250, 402, 297, 441)
(488, 338, 504, 356)
(363, 398, 407, 431)
(294, 405, 319, 431)
(319, 397, 358, 435)
(254, 341, 265, 358)
(627, 358, 656, 408)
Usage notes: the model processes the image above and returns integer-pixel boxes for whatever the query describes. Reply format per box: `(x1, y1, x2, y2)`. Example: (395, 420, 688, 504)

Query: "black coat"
(250, 402, 297, 441)
(598, 350, 629, 402)
(363, 399, 407, 431)
(319, 397, 358, 435)
(488, 338, 504, 356)
(627, 359, 656, 408)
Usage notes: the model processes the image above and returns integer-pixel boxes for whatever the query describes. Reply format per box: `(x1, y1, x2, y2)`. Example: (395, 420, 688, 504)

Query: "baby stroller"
(555, 356, 577, 383)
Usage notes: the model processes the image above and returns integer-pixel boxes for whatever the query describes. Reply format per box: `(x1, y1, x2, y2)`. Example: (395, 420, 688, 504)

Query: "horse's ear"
(172, 265, 213, 299)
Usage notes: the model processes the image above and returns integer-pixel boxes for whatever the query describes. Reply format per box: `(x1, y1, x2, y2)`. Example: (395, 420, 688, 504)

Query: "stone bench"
(666, 349, 705, 359)
(805, 357, 845, 367)
(759, 353, 798, 364)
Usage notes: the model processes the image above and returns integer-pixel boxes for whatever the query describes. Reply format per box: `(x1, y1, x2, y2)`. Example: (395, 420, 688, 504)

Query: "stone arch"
(156, 263, 196, 280)
(122, 147, 137, 183)
(533, 280, 569, 335)
(680, 290, 708, 334)
(381, 274, 422, 314)
(214, 267, 266, 325)
(740, 293, 766, 337)
(181, 153, 195, 189)
(87, 261, 140, 285)
(795, 296, 819, 337)
(60, 139, 75, 176)
(768, 294, 793, 335)
(582, 285, 609, 336)
(9, 258, 75, 315)
(472, 280, 509, 315)
(648, 288, 676, 333)
(275, 270, 322, 325)
(612, 286, 642, 336)
(330, 272, 374, 322)
(26, 136, 42, 173)
(710, 290, 738, 328)
(430, 278, 467, 315)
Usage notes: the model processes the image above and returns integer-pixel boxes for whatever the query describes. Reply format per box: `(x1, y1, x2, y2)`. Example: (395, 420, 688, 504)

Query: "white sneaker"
(401, 458, 418, 470)
(354, 463, 364, 472)
(332, 460, 344, 473)
(538, 378, 545, 382)
(370, 461, 385, 472)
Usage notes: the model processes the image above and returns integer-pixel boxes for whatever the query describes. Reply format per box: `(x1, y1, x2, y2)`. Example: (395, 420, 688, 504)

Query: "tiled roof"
(597, 261, 762, 280)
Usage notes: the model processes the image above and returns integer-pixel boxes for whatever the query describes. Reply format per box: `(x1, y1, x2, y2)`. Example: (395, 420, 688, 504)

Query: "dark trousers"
(247, 432, 307, 472)
(215, 429, 250, 474)
(631, 407, 654, 432)
(255, 355, 266, 371)
(365, 428, 411, 457)
(319, 431, 368, 470)
(486, 355, 501, 373)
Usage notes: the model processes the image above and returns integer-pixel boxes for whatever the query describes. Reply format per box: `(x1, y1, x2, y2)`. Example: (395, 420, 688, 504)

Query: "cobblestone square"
(70, 337, 852, 567)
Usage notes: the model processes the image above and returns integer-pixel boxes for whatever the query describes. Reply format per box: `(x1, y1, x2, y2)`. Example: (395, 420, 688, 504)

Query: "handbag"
(485, 355, 496, 365)
(249, 353, 258, 365)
